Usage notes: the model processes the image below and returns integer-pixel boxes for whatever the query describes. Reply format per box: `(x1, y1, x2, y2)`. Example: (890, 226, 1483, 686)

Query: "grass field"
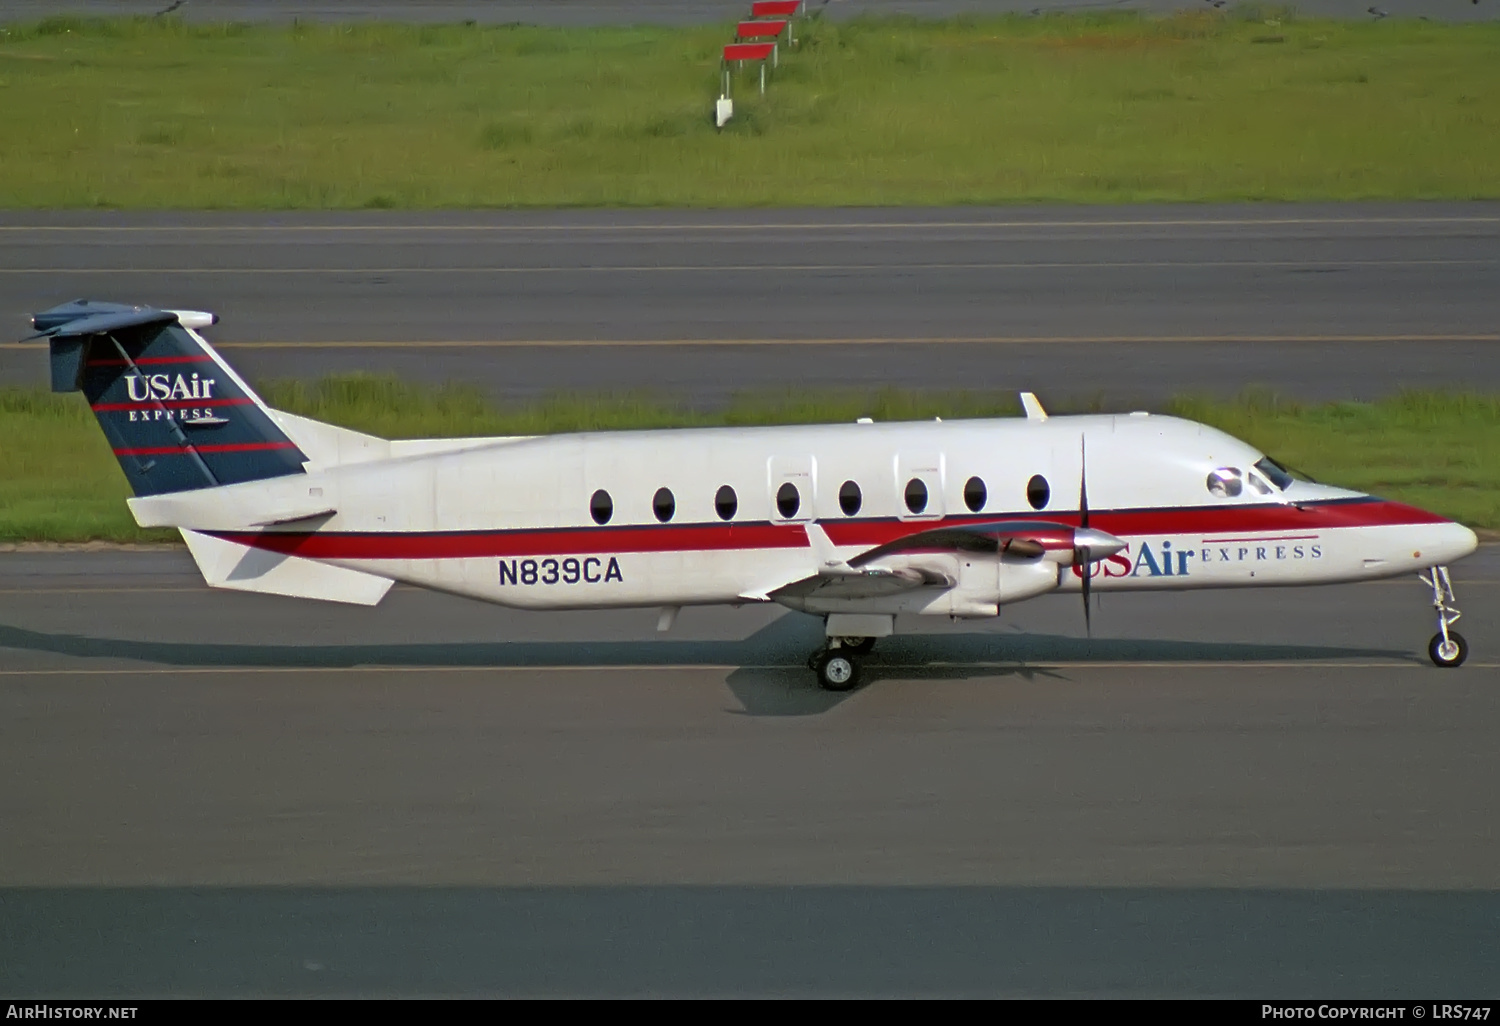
(0, 9, 1497, 206)
(3, 379, 1497, 543)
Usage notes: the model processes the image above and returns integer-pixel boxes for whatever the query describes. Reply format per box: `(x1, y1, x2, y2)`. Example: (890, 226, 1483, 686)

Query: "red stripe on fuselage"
(215, 522, 807, 560)
(207, 498, 1448, 562)
(827, 500, 1446, 547)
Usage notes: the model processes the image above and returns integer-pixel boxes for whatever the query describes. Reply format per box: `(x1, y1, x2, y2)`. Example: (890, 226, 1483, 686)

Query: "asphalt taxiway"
(1, 546, 1496, 995)
(4, 204, 1498, 406)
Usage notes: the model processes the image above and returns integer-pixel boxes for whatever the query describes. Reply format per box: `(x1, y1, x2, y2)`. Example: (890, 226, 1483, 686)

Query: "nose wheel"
(1429, 631, 1468, 668)
(1420, 566, 1468, 668)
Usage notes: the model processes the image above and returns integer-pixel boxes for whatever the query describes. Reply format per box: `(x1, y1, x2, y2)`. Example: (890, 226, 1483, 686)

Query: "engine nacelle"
(778, 552, 1063, 619)
(997, 558, 1061, 603)
(908, 554, 1059, 617)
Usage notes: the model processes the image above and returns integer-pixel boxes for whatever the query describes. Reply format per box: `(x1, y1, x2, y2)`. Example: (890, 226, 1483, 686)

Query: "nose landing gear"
(1420, 566, 1468, 668)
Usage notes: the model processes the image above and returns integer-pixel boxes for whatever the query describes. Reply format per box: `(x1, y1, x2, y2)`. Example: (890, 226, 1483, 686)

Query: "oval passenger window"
(590, 489, 613, 525)
(715, 485, 737, 521)
(963, 476, 986, 513)
(1026, 474, 1050, 511)
(653, 487, 676, 522)
(839, 480, 862, 516)
(1206, 468, 1243, 498)
(776, 482, 800, 519)
(904, 478, 928, 514)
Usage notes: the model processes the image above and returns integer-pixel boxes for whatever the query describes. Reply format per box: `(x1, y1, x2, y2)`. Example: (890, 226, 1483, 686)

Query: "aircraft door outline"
(895, 451, 945, 521)
(768, 454, 816, 523)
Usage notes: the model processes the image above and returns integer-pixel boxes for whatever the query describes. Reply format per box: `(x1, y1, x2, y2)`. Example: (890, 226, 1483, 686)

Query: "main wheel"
(814, 649, 862, 692)
(1429, 631, 1469, 668)
(837, 636, 877, 655)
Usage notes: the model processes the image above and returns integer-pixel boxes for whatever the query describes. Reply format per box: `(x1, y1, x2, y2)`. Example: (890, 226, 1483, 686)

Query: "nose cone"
(1430, 521, 1480, 565)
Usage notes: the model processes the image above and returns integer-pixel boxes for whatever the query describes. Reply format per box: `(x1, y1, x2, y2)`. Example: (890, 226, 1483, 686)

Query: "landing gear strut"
(809, 616, 889, 691)
(1420, 565, 1468, 668)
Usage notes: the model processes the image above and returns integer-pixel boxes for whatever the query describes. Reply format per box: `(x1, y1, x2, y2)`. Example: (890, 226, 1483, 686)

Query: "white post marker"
(716, 62, 733, 129)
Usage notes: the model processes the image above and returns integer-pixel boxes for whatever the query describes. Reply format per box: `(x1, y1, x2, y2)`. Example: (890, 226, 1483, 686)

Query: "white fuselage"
(171, 412, 1478, 616)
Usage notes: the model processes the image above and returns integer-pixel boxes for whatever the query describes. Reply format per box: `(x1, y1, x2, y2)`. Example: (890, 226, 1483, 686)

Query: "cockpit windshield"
(1254, 457, 1296, 490)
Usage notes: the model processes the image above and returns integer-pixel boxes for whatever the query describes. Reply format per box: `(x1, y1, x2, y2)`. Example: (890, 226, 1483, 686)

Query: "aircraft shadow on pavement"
(0, 614, 1414, 716)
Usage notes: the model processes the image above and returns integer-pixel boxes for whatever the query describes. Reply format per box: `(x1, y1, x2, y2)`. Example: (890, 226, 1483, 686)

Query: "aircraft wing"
(761, 519, 1087, 604)
(766, 561, 954, 603)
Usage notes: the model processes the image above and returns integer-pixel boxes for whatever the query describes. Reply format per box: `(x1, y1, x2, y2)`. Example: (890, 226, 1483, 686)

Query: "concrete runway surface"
(1, 546, 1497, 995)
(4, 1, 1497, 26)
(4, 203, 1498, 406)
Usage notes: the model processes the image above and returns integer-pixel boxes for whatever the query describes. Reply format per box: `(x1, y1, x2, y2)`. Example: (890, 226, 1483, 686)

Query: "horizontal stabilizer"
(180, 529, 392, 606)
(28, 305, 178, 340)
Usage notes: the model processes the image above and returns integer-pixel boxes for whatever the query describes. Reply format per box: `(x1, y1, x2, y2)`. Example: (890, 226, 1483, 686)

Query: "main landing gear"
(808, 636, 875, 691)
(1421, 565, 1468, 668)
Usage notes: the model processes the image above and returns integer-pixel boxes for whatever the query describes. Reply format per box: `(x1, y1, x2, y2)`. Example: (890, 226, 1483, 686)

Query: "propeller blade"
(1080, 546, 1092, 637)
(1079, 435, 1089, 530)
(1078, 435, 1092, 636)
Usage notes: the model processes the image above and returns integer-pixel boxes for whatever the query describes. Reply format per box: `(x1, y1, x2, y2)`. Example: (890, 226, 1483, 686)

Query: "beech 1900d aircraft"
(25, 300, 1480, 690)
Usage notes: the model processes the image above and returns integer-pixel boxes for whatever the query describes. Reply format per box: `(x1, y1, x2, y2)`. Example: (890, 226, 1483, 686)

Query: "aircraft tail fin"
(28, 299, 309, 496)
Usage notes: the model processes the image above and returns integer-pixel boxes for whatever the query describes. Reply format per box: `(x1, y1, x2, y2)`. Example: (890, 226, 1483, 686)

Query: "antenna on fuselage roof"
(1019, 392, 1048, 421)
